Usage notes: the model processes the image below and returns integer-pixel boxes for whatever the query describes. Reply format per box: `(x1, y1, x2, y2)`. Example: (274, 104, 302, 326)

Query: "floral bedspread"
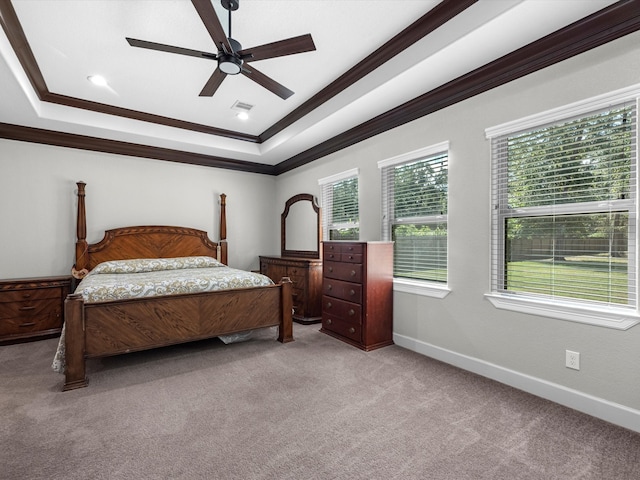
(52, 256, 274, 373)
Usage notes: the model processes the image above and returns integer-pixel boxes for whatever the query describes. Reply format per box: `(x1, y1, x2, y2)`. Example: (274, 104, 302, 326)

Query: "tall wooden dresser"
(259, 256, 323, 324)
(320, 241, 393, 351)
(0, 276, 71, 344)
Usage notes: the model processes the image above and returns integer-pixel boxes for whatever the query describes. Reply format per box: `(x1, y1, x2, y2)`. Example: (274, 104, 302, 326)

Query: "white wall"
(275, 32, 640, 430)
(0, 142, 278, 277)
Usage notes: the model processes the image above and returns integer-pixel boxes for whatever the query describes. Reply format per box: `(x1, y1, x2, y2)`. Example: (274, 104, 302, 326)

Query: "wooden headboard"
(72, 181, 228, 279)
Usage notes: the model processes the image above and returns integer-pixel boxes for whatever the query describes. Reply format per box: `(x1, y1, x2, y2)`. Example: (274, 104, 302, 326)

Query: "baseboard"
(393, 332, 640, 434)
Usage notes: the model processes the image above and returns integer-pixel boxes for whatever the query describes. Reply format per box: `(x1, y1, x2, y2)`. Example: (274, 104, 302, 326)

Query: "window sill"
(393, 278, 451, 298)
(485, 293, 640, 330)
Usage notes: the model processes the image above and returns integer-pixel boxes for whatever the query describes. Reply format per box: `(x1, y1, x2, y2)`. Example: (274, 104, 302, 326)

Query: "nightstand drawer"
(0, 287, 62, 303)
(323, 278, 362, 303)
(0, 309, 62, 336)
(0, 298, 61, 320)
(324, 261, 362, 283)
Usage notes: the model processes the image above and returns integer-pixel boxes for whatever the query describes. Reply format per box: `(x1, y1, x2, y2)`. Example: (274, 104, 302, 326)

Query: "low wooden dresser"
(259, 256, 323, 324)
(0, 276, 71, 344)
(321, 241, 393, 351)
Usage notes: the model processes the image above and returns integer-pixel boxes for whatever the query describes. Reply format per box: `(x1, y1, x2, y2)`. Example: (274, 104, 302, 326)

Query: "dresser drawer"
(322, 314, 362, 343)
(0, 287, 62, 303)
(322, 295, 361, 324)
(324, 242, 364, 255)
(323, 278, 362, 304)
(340, 253, 362, 263)
(288, 273, 307, 289)
(324, 261, 363, 283)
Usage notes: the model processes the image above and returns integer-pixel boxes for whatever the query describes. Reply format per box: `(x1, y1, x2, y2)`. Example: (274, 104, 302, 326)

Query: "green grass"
(506, 254, 629, 304)
(394, 254, 629, 305)
(395, 269, 447, 283)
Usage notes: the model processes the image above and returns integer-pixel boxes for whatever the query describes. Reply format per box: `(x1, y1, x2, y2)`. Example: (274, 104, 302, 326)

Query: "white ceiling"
(0, 0, 618, 167)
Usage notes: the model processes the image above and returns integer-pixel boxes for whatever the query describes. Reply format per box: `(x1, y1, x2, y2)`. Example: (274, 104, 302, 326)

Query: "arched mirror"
(281, 194, 321, 258)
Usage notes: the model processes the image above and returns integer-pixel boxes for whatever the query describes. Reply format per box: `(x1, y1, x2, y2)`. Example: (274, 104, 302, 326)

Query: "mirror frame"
(281, 193, 322, 258)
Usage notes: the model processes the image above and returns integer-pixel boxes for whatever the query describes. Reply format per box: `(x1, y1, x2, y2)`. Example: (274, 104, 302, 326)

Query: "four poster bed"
(55, 181, 293, 391)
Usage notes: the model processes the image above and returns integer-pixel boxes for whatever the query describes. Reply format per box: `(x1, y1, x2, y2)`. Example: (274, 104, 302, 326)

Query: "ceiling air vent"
(231, 101, 254, 113)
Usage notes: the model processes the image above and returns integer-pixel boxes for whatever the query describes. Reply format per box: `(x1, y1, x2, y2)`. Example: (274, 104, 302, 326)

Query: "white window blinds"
(319, 169, 359, 241)
(490, 103, 637, 307)
(380, 145, 449, 282)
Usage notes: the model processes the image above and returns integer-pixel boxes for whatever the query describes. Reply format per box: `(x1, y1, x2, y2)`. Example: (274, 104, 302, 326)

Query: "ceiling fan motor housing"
(218, 37, 243, 74)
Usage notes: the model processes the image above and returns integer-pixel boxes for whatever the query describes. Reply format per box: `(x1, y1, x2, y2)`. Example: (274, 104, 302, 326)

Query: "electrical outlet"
(566, 350, 580, 370)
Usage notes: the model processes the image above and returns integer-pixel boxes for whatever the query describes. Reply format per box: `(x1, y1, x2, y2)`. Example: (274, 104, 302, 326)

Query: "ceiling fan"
(126, 0, 316, 100)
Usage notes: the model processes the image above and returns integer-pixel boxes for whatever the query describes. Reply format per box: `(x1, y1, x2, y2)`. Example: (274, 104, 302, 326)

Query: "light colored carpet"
(1, 323, 639, 480)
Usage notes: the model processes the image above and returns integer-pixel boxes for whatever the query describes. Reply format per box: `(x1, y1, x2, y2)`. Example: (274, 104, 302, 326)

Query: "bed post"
(63, 293, 88, 390)
(278, 277, 294, 343)
(219, 193, 228, 265)
(72, 181, 89, 284)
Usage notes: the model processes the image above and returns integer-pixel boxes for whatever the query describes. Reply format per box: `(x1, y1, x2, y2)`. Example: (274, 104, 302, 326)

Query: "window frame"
(486, 85, 640, 330)
(318, 168, 360, 242)
(378, 142, 451, 298)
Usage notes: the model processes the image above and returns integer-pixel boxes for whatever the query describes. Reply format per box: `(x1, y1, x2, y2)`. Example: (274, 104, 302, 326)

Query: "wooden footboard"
(63, 278, 293, 391)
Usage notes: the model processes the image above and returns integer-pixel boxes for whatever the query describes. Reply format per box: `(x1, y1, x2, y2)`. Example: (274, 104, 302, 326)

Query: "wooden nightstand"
(0, 276, 71, 345)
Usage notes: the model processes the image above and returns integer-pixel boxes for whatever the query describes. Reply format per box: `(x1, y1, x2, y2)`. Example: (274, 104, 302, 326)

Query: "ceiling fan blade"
(191, 0, 233, 53)
(126, 38, 217, 60)
(238, 34, 316, 62)
(241, 64, 294, 100)
(199, 69, 226, 97)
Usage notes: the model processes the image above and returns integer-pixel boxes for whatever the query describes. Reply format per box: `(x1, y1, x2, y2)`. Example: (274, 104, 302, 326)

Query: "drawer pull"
(19, 306, 36, 311)
(348, 309, 355, 316)
(326, 318, 332, 325)
(329, 267, 333, 273)
(326, 302, 332, 309)
(348, 255, 353, 260)
(22, 293, 32, 299)
(19, 322, 36, 328)
(349, 327, 355, 334)
(350, 270, 356, 277)
(349, 289, 355, 296)
(327, 284, 332, 290)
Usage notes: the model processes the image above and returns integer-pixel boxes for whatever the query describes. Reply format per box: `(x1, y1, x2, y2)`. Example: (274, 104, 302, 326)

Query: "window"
(488, 90, 638, 329)
(379, 143, 449, 286)
(318, 169, 359, 241)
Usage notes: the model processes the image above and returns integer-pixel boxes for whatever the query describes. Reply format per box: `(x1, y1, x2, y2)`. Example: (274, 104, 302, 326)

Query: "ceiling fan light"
(87, 75, 107, 87)
(218, 54, 242, 75)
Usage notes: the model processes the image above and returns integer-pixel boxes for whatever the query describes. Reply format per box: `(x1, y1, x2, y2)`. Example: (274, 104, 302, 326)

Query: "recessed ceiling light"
(231, 100, 253, 121)
(87, 75, 108, 87)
